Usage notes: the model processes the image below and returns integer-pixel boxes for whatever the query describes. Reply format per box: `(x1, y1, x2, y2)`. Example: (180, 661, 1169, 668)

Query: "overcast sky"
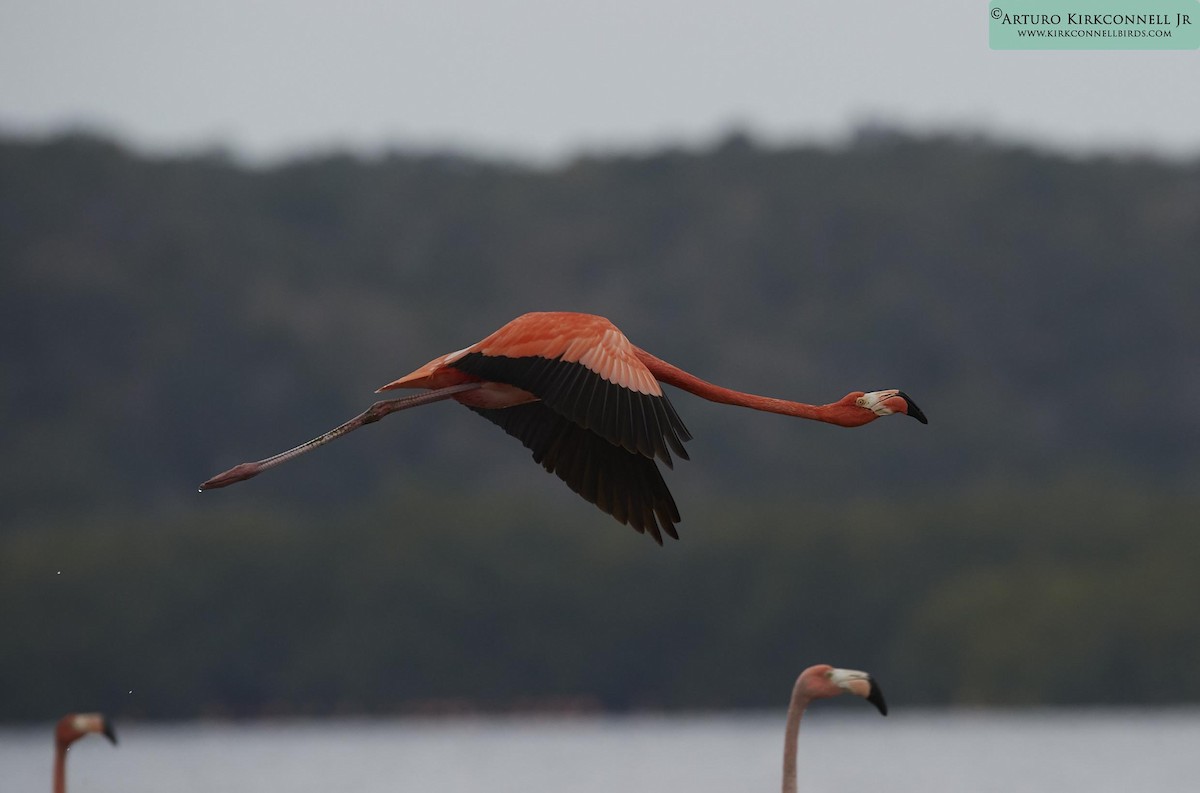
(2, 1, 1198, 164)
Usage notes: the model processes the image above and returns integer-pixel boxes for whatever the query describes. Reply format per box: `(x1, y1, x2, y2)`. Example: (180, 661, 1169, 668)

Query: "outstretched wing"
(468, 402, 681, 544)
(449, 311, 693, 464)
(452, 352, 691, 466)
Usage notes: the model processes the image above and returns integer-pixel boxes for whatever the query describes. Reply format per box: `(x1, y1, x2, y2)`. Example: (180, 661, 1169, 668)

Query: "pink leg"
(199, 382, 483, 490)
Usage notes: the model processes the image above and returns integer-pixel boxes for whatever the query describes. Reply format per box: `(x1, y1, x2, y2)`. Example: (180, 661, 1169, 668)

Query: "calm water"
(3, 709, 1198, 793)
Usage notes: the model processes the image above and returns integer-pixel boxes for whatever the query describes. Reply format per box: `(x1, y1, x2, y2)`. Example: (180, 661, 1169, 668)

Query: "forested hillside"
(2, 131, 1197, 719)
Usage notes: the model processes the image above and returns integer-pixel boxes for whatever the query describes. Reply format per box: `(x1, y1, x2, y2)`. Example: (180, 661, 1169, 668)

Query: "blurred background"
(1, 1, 1199, 790)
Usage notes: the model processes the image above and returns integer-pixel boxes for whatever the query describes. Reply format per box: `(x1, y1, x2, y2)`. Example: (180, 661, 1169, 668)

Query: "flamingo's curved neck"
(53, 742, 67, 793)
(633, 348, 843, 424)
(782, 683, 811, 793)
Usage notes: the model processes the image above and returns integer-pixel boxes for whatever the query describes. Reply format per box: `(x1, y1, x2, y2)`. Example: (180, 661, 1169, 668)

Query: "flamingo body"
(386, 312, 664, 394)
(201, 311, 926, 543)
(379, 313, 692, 541)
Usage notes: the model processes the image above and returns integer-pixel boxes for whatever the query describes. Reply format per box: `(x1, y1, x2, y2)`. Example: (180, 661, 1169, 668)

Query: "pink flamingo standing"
(53, 713, 117, 793)
(201, 312, 926, 542)
(782, 665, 887, 793)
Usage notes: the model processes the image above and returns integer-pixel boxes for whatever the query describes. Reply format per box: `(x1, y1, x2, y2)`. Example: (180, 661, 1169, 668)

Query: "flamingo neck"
(633, 349, 848, 425)
(53, 742, 67, 793)
(782, 683, 811, 793)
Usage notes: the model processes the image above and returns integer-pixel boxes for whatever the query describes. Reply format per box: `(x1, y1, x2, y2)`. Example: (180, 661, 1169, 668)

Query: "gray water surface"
(3, 709, 1197, 792)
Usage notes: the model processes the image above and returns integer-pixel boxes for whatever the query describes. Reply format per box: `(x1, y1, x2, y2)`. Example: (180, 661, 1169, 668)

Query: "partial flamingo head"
(55, 713, 117, 747)
(798, 665, 888, 715)
(834, 389, 927, 427)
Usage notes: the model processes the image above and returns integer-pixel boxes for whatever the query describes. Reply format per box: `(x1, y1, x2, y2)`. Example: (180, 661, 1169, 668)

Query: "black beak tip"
(867, 680, 888, 716)
(102, 722, 118, 745)
(897, 392, 928, 425)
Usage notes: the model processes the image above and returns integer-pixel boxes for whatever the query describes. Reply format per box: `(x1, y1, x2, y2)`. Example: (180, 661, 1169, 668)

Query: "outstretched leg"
(199, 382, 483, 490)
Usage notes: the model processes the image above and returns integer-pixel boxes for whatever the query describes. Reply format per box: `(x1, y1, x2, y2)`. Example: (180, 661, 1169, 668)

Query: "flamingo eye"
(855, 397, 867, 407)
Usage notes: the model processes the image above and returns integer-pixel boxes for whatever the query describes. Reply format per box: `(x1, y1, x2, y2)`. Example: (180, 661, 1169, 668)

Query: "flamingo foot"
(198, 462, 262, 490)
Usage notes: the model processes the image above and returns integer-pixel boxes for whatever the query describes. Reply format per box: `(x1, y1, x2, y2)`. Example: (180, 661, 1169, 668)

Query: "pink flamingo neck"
(781, 679, 812, 793)
(633, 348, 848, 425)
(53, 741, 67, 793)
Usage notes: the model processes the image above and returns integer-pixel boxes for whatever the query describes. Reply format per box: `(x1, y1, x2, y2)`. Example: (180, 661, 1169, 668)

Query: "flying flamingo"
(201, 311, 926, 542)
(782, 665, 887, 793)
(53, 713, 117, 793)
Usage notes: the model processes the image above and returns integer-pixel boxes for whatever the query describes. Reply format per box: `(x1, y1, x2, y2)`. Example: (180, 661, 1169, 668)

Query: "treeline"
(2, 477, 1197, 719)
(1, 130, 1198, 718)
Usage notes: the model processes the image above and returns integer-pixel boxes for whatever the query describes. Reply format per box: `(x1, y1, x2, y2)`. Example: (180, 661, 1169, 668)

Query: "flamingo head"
(833, 389, 927, 427)
(55, 713, 117, 747)
(798, 665, 888, 715)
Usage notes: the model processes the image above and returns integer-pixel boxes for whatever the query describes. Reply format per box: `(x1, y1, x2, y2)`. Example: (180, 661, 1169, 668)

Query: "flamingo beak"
(830, 668, 889, 716)
(896, 391, 928, 424)
(102, 718, 118, 745)
(865, 679, 888, 716)
(859, 391, 928, 424)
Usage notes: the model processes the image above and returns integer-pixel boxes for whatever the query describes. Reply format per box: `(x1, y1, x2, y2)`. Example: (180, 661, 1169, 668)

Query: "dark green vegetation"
(2, 131, 1198, 720)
